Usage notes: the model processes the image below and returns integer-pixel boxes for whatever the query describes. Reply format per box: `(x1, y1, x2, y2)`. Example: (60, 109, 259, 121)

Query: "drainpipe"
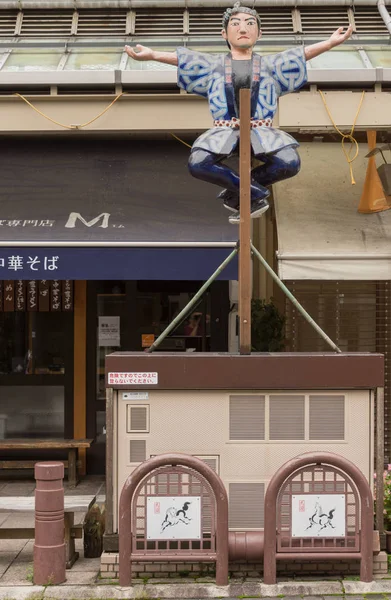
(378, 0, 391, 34)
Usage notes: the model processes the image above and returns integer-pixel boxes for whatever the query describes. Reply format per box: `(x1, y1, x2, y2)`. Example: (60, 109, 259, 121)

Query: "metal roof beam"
(0, 0, 388, 8)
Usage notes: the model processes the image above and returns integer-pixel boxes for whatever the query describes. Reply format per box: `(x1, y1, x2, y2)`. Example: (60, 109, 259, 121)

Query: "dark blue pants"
(188, 146, 301, 203)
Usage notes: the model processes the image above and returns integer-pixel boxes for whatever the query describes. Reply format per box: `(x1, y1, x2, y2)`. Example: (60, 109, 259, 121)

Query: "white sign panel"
(108, 372, 158, 385)
(147, 496, 201, 540)
(291, 494, 346, 538)
(98, 316, 120, 347)
(122, 392, 149, 400)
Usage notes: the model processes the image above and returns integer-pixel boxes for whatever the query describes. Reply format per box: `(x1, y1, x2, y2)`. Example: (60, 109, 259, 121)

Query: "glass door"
(87, 281, 127, 473)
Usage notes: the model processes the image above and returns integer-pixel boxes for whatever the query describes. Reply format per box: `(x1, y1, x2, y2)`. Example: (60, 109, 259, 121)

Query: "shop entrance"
(86, 280, 229, 474)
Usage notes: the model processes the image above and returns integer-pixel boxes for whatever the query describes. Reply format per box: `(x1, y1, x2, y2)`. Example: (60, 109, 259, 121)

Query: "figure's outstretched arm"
(125, 44, 178, 66)
(304, 25, 353, 60)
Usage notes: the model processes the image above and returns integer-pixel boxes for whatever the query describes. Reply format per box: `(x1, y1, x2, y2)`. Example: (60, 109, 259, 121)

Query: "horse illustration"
(305, 500, 336, 533)
(160, 501, 192, 532)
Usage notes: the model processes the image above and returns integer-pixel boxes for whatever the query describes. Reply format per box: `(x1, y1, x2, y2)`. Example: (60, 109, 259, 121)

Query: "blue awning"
(0, 138, 238, 280)
(0, 247, 237, 280)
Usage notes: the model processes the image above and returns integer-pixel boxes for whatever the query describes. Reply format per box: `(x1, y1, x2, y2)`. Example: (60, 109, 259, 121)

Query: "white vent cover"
(309, 395, 345, 440)
(352, 7, 387, 35)
(151, 454, 219, 474)
(76, 10, 127, 37)
(134, 9, 183, 37)
(269, 395, 305, 440)
(189, 9, 221, 36)
(230, 395, 265, 440)
(129, 439, 146, 463)
(229, 482, 264, 528)
(0, 11, 17, 37)
(20, 10, 73, 37)
(194, 455, 219, 474)
(299, 8, 350, 35)
(127, 405, 149, 433)
(258, 8, 293, 36)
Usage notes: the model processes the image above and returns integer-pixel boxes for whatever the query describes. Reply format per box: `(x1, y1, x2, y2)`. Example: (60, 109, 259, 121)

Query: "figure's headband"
(222, 2, 261, 30)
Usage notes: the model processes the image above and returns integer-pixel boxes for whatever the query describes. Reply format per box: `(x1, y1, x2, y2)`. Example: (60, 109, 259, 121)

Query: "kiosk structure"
(103, 351, 384, 579)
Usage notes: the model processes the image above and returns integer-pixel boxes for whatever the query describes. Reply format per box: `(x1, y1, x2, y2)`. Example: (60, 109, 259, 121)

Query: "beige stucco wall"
(114, 388, 373, 533)
(0, 90, 390, 133)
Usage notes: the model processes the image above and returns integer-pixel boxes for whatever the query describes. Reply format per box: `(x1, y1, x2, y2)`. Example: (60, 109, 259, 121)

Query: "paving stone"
(0, 540, 28, 553)
(68, 557, 101, 572)
(44, 585, 138, 599)
(344, 581, 391, 593)
(61, 571, 98, 585)
(0, 484, 35, 497)
(0, 562, 34, 586)
(0, 585, 44, 599)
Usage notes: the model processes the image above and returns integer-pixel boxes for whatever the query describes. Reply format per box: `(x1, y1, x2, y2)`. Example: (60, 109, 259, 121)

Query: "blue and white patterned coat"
(176, 46, 307, 156)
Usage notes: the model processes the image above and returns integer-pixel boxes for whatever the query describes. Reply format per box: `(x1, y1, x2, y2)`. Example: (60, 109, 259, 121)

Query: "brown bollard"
(34, 462, 66, 585)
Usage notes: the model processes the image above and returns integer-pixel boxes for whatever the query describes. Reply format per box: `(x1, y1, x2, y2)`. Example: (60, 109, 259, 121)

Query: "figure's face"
(222, 12, 261, 50)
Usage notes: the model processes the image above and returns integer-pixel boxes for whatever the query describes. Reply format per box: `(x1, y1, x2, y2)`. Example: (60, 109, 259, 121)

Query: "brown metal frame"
(118, 453, 228, 587)
(276, 465, 360, 553)
(263, 451, 374, 584)
(131, 465, 217, 556)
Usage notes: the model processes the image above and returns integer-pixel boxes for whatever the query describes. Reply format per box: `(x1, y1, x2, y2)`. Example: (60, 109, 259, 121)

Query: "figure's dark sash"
(224, 53, 262, 119)
(224, 54, 236, 119)
(250, 53, 261, 117)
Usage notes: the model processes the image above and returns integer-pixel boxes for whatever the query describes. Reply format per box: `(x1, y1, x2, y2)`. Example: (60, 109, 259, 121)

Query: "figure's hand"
(328, 25, 353, 48)
(125, 44, 154, 61)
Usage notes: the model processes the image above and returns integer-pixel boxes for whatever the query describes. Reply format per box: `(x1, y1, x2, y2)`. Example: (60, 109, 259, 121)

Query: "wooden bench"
(0, 439, 93, 487)
(0, 495, 96, 568)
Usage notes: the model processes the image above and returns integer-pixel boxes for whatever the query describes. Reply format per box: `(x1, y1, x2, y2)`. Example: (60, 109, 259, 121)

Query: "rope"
(14, 93, 195, 149)
(14, 92, 124, 129)
(319, 89, 365, 185)
(170, 133, 192, 149)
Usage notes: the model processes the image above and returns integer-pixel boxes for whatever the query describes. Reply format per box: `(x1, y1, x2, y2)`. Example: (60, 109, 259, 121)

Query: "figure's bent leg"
(227, 147, 300, 225)
(251, 146, 301, 188)
(188, 149, 270, 211)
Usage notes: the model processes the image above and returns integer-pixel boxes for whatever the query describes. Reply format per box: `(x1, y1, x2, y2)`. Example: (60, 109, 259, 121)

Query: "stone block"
(145, 564, 162, 572)
(287, 563, 301, 571)
(102, 554, 117, 564)
(100, 571, 114, 579)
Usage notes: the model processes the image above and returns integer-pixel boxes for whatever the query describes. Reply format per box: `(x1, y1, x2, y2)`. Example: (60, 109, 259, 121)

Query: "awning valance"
(274, 141, 391, 281)
(0, 139, 238, 280)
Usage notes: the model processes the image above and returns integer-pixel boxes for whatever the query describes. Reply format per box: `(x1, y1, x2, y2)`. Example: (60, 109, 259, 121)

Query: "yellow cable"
(319, 89, 365, 185)
(15, 91, 194, 149)
(170, 133, 192, 149)
(14, 92, 124, 129)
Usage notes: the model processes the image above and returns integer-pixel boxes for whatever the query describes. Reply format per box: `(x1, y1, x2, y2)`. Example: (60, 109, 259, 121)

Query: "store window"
(0, 312, 69, 375)
(136, 283, 212, 352)
(0, 310, 73, 439)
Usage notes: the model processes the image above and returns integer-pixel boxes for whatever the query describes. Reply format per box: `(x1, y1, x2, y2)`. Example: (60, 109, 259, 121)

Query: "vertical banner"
(62, 280, 73, 311)
(51, 280, 61, 311)
(39, 280, 50, 312)
(15, 280, 25, 311)
(27, 281, 38, 311)
(4, 281, 14, 312)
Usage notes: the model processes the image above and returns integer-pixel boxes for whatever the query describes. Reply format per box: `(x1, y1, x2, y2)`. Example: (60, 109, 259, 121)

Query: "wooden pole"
(74, 280, 87, 474)
(239, 87, 252, 354)
(376, 387, 385, 546)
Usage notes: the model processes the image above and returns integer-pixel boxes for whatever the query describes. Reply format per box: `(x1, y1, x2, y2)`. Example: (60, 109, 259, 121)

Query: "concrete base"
(100, 550, 389, 580)
(4, 579, 391, 600)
